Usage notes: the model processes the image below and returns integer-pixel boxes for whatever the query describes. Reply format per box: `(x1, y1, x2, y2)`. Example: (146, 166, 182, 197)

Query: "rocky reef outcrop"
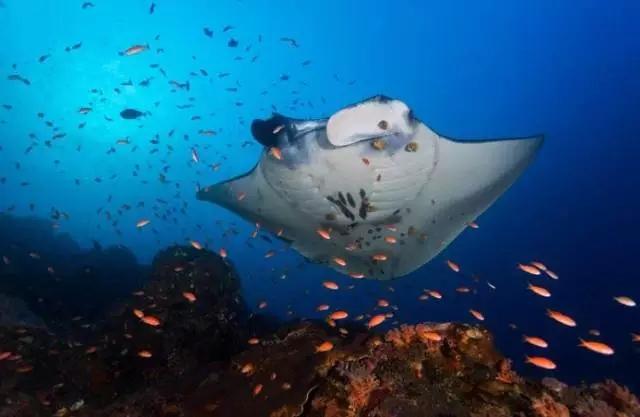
(0, 214, 146, 331)
(0, 244, 249, 416)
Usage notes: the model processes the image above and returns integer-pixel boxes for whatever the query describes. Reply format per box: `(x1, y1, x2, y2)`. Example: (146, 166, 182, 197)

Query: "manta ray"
(198, 96, 543, 280)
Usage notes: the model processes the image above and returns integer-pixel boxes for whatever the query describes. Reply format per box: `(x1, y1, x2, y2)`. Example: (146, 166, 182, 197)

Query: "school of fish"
(0, 2, 638, 399)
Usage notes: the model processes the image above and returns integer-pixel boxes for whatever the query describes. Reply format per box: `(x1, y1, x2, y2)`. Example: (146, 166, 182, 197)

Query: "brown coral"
(595, 380, 640, 415)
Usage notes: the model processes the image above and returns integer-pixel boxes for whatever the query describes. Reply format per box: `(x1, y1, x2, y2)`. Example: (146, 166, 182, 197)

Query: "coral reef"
(0, 223, 638, 416)
(3, 300, 640, 417)
(186, 322, 640, 417)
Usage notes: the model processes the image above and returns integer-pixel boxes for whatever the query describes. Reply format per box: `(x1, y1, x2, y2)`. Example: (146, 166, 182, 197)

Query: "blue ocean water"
(1, 0, 639, 391)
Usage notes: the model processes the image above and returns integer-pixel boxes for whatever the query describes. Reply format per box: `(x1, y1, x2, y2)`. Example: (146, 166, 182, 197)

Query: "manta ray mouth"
(251, 115, 289, 148)
(252, 115, 328, 150)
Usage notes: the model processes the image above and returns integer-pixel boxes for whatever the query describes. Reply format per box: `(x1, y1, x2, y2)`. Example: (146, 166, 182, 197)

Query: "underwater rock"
(0, 293, 46, 328)
(0, 244, 250, 415)
(114, 244, 250, 368)
(0, 214, 146, 330)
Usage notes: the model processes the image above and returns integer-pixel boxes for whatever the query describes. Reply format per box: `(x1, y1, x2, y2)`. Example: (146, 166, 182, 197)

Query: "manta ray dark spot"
(347, 192, 356, 208)
(378, 120, 388, 130)
(359, 200, 369, 220)
(335, 199, 355, 221)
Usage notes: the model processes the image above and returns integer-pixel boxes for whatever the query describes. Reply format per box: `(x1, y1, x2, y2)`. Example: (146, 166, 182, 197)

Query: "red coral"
(384, 324, 417, 348)
(531, 393, 570, 417)
(321, 399, 345, 417)
(384, 323, 447, 349)
(347, 374, 380, 413)
(495, 359, 522, 385)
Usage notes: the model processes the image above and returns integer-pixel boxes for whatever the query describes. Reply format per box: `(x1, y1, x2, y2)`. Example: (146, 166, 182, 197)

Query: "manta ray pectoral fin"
(434, 134, 544, 206)
(392, 132, 544, 277)
(197, 163, 303, 240)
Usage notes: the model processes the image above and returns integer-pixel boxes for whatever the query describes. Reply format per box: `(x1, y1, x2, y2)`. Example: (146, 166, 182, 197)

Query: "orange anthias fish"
(240, 362, 255, 375)
(518, 263, 541, 276)
(523, 335, 548, 348)
(121, 44, 149, 56)
(322, 281, 339, 290)
(190, 240, 203, 250)
(315, 341, 334, 353)
(141, 315, 161, 327)
(546, 309, 576, 327)
(136, 219, 151, 229)
(469, 309, 485, 321)
(525, 356, 556, 370)
(530, 261, 547, 271)
(182, 292, 197, 303)
(316, 228, 331, 240)
(269, 147, 283, 160)
(528, 283, 551, 298)
(579, 339, 615, 355)
(329, 310, 348, 320)
(545, 269, 559, 280)
(332, 257, 347, 267)
(613, 296, 636, 307)
(132, 309, 145, 319)
(367, 314, 386, 328)
(427, 290, 442, 299)
(137, 350, 153, 358)
(446, 260, 460, 272)
(371, 253, 388, 262)
(632, 333, 640, 343)
(418, 330, 443, 342)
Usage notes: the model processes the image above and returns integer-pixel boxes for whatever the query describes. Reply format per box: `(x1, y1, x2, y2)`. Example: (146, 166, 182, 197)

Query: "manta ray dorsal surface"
(197, 96, 543, 279)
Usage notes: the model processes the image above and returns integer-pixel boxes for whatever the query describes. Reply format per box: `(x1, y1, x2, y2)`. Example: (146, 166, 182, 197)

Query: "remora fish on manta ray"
(198, 96, 543, 280)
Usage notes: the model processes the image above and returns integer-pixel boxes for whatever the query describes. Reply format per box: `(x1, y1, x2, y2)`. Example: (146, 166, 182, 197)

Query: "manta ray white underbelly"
(198, 96, 543, 280)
